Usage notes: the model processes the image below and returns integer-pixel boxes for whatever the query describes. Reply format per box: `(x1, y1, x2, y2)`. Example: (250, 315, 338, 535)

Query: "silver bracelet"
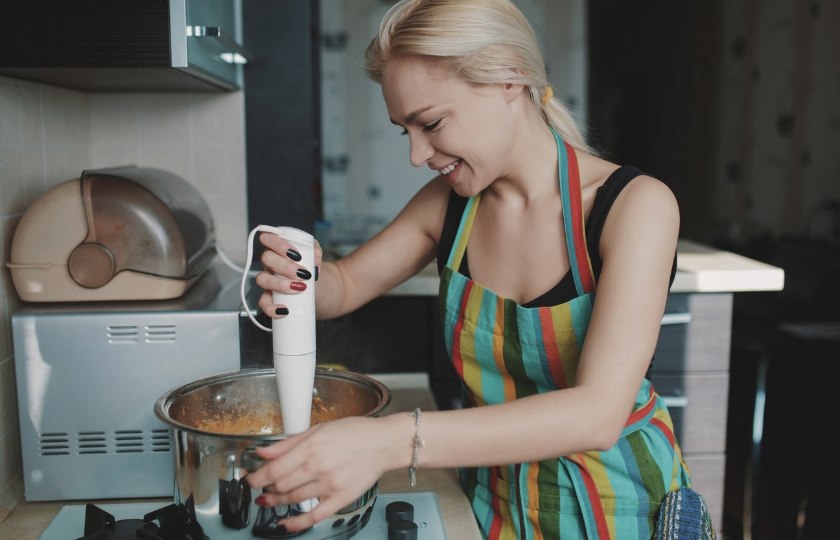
(409, 408, 425, 487)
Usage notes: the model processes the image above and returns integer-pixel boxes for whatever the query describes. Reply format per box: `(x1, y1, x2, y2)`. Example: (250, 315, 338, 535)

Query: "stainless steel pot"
(154, 367, 391, 539)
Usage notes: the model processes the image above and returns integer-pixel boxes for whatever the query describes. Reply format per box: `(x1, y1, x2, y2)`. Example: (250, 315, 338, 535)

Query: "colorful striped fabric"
(439, 129, 693, 539)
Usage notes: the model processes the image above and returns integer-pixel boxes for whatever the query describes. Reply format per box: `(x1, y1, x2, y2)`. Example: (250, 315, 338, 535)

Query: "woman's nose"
(408, 134, 435, 167)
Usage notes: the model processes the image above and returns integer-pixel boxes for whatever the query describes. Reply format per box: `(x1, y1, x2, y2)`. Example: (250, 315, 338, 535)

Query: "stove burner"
(75, 495, 208, 540)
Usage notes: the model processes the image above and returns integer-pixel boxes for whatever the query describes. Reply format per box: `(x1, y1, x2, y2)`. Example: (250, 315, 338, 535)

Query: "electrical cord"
(215, 242, 259, 277)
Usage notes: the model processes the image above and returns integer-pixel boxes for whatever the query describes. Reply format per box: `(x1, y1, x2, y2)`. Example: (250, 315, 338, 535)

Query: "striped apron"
(439, 130, 692, 539)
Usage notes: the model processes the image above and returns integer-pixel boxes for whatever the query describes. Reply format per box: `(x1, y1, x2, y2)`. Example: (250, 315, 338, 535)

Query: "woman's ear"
(502, 82, 526, 103)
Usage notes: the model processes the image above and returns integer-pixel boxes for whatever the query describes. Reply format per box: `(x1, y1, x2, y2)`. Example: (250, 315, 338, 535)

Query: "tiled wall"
(88, 92, 248, 260)
(0, 75, 247, 518)
(0, 77, 92, 519)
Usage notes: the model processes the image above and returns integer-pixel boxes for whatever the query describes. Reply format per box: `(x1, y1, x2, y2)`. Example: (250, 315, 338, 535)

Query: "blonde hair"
(365, 0, 590, 153)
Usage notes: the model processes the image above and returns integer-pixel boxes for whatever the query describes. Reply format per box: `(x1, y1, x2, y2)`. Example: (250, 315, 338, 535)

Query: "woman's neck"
(483, 116, 561, 209)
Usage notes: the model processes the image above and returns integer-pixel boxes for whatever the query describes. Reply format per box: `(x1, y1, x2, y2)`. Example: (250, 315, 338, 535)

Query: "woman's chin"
(451, 184, 481, 198)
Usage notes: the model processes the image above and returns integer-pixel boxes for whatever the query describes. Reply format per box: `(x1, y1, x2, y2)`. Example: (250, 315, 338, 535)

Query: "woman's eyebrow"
(390, 105, 435, 126)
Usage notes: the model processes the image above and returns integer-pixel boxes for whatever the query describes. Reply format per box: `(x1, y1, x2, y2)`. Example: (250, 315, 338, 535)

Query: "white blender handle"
(239, 224, 317, 338)
(240, 225, 276, 332)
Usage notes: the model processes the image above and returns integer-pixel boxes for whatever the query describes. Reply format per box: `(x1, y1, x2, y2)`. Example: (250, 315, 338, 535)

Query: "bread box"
(7, 166, 216, 302)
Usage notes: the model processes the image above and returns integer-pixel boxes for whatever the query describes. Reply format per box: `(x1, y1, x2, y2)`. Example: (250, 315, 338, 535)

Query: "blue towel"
(654, 488, 716, 539)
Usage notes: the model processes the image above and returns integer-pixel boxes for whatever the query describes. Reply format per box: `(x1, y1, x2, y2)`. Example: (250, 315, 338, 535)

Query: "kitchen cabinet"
(0, 0, 248, 92)
(649, 292, 734, 534)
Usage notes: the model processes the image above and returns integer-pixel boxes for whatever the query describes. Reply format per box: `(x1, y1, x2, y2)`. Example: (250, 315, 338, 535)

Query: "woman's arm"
(256, 177, 451, 319)
(248, 175, 680, 531)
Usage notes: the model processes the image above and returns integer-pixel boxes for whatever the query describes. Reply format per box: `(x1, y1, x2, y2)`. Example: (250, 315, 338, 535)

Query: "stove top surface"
(40, 492, 447, 539)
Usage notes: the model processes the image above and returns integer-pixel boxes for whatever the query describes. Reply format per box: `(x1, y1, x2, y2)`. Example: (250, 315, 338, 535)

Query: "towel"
(654, 488, 716, 539)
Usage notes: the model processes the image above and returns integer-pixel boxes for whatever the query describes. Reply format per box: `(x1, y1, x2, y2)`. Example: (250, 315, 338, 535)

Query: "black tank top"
(436, 165, 677, 308)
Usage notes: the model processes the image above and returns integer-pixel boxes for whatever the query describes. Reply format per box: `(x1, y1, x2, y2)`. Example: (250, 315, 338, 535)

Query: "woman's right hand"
(255, 232, 322, 319)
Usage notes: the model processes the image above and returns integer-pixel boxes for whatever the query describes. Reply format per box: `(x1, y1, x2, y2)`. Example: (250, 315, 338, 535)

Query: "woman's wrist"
(408, 408, 425, 487)
(382, 411, 421, 474)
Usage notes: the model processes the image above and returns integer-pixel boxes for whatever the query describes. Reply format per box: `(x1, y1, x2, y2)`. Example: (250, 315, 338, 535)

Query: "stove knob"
(385, 500, 414, 523)
(388, 518, 418, 540)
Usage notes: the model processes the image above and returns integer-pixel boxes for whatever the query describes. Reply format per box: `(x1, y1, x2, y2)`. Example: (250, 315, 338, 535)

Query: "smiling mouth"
(436, 159, 461, 175)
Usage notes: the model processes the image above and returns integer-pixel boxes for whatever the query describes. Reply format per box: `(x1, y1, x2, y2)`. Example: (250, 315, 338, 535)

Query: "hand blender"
(241, 225, 316, 435)
(241, 226, 320, 518)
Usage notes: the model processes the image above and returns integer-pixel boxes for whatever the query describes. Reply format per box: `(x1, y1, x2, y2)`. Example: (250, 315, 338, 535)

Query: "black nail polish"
(315, 265, 319, 281)
(275, 307, 289, 316)
(296, 268, 312, 280)
(286, 249, 302, 262)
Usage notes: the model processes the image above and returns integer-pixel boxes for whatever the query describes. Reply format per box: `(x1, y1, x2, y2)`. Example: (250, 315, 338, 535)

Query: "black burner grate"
(75, 495, 207, 540)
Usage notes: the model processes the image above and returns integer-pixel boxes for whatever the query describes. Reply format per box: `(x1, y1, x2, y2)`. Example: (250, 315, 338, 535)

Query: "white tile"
(1, 216, 22, 361)
(190, 92, 245, 146)
(40, 85, 90, 148)
(138, 143, 192, 182)
(0, 473, 23, 520)
(0, 358, 17, 436)
(0, 359, 22, 508)
(0, 292, 9, 362)
(0, 147, 24, 217)
(89, 94, 141, 146)
(43, 143, 89, 190)
(16, 80, 43, 146)
(0, 269, 10, 362)
(89, 143, 142, 170)
(204, 195, 247, 262)
(20, 144, 47, 197)
(1, 215, 20, 273)
(0, 426, 22, 498)
(0, 77, 20, 147)
(134, 94, 192, 146)
(18, 146, 46, 214)
(0, 290, 7, 358)
(192, 143, 246, 198)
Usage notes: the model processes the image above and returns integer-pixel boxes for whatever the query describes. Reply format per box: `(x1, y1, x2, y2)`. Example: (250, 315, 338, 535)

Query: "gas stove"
(39, 492, 446, 539)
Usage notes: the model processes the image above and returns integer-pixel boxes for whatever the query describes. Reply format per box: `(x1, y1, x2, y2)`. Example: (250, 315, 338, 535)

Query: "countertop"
(385, 238, 785, 296)
(0, 373, 482, 540)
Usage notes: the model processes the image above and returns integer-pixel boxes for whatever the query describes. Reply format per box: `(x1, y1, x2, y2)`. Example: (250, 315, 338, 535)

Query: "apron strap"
(554, 129, 597, 295)
(561, 457, 613, 539)
(446, 192, 481, 270)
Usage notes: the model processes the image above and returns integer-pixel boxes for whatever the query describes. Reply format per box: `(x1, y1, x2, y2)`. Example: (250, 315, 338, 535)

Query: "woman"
(249, 0, 697, 537)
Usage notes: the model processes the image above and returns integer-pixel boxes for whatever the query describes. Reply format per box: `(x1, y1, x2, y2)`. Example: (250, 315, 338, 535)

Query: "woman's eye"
(423, 119, 442, 133)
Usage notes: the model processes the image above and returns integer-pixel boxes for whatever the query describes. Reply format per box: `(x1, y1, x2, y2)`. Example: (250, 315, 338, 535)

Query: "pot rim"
(153, 367, 391, 440)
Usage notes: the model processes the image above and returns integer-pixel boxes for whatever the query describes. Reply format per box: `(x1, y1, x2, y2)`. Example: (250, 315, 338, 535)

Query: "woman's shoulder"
(395, 175, 453, 242)
(609, 171, 678, 213)
(597, 166, 680, 247)
(579, 153, 676, 210)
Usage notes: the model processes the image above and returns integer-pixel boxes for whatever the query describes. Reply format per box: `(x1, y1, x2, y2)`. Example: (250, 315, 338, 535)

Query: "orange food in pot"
(193, 396, 339, 435)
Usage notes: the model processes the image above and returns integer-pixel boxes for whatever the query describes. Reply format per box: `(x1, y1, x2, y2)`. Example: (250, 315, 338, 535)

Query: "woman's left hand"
(246, 414, 411, 532)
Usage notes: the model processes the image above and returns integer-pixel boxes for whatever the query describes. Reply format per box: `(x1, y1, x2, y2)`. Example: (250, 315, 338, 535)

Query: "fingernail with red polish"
(290, 281, 307, 292)
(255, 495, 268, 507)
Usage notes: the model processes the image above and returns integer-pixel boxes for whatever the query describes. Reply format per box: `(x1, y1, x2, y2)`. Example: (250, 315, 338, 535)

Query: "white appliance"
(7, 166, 216, 302)
(12, 263, 271, 501)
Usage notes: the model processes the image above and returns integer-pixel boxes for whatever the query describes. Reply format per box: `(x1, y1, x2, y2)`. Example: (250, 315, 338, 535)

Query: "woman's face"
(381, 56, 520, 196)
